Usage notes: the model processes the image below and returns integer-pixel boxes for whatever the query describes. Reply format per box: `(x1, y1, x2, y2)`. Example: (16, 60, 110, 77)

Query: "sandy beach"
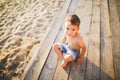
(0, 0, 63, 80)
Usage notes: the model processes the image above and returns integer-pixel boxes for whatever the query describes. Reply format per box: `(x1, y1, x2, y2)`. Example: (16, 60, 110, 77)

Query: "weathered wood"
(26, 0, 72, 80)
(21, 44, 40, 80)
(115, 0, 120, 20)
(100, 0, 115, 80)
(75, 0, 86, 18)
(85, 0, 100, 80)
(109, 0, 120, 80)
(68, 0, 78, 13)
(69, 0, 93, 80)
(39, 25, 64, 80)
(53, 59, 71, 80)
(38, 49, 59, 80)
(79, 0, 93, 51)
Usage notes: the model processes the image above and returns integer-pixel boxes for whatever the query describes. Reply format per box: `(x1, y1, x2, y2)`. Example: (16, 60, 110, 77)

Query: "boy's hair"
(65, 14, 80, 27)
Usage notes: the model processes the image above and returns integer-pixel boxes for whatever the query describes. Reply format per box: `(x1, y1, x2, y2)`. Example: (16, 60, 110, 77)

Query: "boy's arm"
(61, 34, 67, 43)
(77, 38, 86, 65)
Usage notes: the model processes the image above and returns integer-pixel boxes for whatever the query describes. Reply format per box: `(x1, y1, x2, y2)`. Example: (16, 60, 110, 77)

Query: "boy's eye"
(72, 29, 75, 31)
(66, 27, 69, 30)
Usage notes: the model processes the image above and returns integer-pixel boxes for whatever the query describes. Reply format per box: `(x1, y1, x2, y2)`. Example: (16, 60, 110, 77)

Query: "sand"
(0, 0, 63, 80)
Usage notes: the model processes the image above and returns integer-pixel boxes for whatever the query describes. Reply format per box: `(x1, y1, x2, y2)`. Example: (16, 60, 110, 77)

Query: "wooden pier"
(23, 0, 120, 80)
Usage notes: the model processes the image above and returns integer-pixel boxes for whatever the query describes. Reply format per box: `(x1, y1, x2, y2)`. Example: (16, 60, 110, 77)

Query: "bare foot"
(61, 60, 68, 68)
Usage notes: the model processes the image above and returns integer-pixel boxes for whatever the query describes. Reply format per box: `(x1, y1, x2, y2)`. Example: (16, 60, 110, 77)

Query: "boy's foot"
(61, 60, 68, 68)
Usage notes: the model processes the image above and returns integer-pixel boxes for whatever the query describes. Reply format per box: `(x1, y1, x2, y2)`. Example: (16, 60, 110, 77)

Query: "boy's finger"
(77, 63, 80, 67)
(77, 61, 81, 65)
(77, 61, 83, 65)
(77, 61, 79, 65)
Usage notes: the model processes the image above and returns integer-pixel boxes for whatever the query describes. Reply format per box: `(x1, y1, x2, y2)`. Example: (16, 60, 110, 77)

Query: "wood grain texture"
(109, 0, 120, 80)
(100, 0, 115, 80)
(85, 0, 100, 80)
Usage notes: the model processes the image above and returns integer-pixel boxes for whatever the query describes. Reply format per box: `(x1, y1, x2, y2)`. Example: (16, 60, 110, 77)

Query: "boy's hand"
(77, 57, 83, 65)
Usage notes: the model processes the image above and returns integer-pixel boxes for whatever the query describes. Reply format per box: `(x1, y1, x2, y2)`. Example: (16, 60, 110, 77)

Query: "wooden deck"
(23, 0, 120, 80)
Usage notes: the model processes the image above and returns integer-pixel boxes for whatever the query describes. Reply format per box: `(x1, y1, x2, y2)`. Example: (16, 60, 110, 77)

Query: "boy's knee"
(53, 43, 60, 49)
(64, 54, 73, 62)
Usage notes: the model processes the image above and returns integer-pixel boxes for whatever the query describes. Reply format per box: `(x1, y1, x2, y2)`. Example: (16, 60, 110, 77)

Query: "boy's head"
(65, 14, 80, 27)
(64, 14, 80, 38)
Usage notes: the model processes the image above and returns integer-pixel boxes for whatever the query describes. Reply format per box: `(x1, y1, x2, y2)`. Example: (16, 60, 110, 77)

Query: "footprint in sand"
(37, 18, 46, 23)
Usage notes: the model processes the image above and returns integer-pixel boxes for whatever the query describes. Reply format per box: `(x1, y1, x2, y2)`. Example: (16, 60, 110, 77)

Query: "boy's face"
(65, 21, 79, 38)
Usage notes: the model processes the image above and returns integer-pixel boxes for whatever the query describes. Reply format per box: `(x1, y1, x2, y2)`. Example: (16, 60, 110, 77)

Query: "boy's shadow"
(64, 57, 113, 80)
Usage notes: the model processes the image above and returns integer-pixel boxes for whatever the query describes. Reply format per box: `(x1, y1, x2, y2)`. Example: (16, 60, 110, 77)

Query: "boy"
(53, 14, 86, 68)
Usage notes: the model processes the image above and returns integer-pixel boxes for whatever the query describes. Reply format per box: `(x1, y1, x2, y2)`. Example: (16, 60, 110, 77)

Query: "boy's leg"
(53, 43, 65, 60)
(64, 54, 73, 61)
(61, 54, 73, 68)
(53, 43, 73, 68)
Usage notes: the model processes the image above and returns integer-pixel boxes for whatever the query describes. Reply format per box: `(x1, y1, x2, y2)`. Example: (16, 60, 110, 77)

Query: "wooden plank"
(21, 44, 40, 80)
(78, 0, 92, 49)
(38, 50, 58, 80)
(100, 0, 115, 80)
(68, 0, 78, 13)
(69, 0, 93, 80)
(85, 0, 100, 80)
(39, 25, 64, 80)
(109, 0, 120, 80)
(69, 60, 86, 80)
(115, 0, 120, 20)
(25, 0, 72, 80)
(75, 0, 86, 20)
(53, 59, 71, 80)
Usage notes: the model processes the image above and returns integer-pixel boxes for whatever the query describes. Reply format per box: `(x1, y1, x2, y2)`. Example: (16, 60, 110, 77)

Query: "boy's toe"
(61, 60, 68, 68)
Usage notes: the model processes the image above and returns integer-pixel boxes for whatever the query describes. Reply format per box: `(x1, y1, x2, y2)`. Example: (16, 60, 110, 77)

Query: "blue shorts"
(59, 43, 80, 60)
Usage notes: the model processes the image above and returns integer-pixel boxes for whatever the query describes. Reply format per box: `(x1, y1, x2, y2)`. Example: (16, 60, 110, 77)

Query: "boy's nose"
(67, 31, 72, 36)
